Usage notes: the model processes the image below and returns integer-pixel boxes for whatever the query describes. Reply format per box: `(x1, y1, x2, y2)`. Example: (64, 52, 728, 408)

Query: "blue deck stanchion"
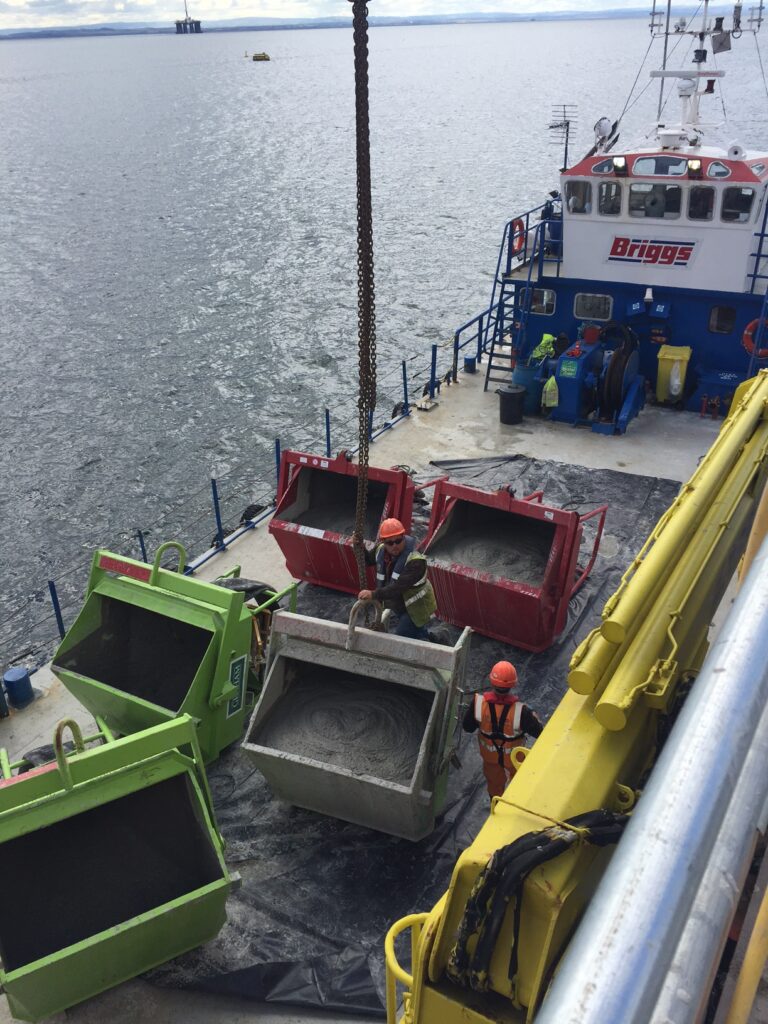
(325, 408, 332, 457)
(136, 529, 148, 563)
(211, 478, 225, 550)
(429, 344, 438, 400)
(47, 580, 66, 639)
(402, 360, 410, 414)
(275, 438, 281, 485)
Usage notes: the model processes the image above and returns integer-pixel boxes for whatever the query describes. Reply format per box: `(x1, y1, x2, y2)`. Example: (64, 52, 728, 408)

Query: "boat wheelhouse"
(470, 40, 768, 431)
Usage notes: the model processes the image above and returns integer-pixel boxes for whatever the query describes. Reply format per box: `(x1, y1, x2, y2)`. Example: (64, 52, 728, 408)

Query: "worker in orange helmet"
(358, 517, 437, 640)
(462, 660, 543, 799)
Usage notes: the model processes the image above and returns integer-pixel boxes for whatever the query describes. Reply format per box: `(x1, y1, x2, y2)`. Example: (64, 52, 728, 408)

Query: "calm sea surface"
(1, 18, 766, 661)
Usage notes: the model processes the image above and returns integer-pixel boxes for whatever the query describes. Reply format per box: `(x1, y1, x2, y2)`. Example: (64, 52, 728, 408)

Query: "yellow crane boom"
(385, 371, 768, 1024)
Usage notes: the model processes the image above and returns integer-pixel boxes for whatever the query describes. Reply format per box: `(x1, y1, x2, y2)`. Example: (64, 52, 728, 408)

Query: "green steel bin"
(0, 715, 234, 1022)
(53, 544, 258, 764)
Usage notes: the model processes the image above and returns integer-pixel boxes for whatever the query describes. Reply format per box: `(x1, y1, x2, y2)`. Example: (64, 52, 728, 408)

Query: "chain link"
(349, 0, 377, 588)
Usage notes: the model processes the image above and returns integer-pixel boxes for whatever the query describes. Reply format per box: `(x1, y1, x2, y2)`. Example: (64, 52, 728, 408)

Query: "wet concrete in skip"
(253, 665, 433, 784)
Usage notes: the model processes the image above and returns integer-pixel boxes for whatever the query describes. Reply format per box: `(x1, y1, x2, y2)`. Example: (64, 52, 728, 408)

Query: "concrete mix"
(427, 525, 552, 585)
(254, 667, 433, 784)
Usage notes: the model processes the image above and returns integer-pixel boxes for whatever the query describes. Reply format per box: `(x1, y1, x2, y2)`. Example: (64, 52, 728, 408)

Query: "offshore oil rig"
(174, 0, 201, 33)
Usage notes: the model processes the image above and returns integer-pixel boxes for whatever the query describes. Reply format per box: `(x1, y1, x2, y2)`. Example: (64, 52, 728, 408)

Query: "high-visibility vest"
(473, 692, 524, 763)
(542, 374, 559, 408)
(375, 538, 437, 627)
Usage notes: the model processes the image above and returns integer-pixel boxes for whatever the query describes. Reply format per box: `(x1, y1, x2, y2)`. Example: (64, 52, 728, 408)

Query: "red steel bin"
(269, 450, 415, 594)
(422, 480, 607, 651)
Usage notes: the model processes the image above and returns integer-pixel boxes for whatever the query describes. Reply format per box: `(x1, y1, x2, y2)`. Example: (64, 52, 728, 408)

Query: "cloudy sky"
(0, 0, 649, 34)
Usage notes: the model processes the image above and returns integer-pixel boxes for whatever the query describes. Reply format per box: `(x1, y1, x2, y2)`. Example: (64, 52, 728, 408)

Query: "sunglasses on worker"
(383, 536, 404, 547)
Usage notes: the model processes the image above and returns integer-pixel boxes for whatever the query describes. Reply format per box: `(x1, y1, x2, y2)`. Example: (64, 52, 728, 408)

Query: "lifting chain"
(348, 0, 377, 589)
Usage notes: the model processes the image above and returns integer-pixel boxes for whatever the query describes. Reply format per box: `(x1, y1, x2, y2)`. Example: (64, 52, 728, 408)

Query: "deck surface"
(2, 370, 754, 1024)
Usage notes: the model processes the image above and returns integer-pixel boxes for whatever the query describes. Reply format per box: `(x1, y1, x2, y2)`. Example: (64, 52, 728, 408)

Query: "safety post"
(210, 478, 225, 551)
(452, 332, 459, 382)
(429, 344, 438, 400)
(274, 438, 281, 486)
(401, 360, 410, 415)
(368, 409, 374, 441)
(477, 313, 484, 362)
(325, 408, 332, 458)
(505, 220, 514, 276)
(47, 580, 66, 639)
(136, 529, 148, 563)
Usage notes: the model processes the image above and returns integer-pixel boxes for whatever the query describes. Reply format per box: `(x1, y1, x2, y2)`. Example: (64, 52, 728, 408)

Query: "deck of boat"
(0, 369, 728, 1024)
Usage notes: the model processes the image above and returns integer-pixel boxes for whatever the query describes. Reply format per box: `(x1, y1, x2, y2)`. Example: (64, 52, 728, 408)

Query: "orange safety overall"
(474, 692, 525, 799)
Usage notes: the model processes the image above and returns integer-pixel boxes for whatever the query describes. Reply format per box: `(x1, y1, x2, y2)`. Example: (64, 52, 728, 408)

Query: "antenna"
(549, 105, 578, 171)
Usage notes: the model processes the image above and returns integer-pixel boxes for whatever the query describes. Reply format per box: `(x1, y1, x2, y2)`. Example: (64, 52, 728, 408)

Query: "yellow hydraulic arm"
(385, 372, 768, 1024)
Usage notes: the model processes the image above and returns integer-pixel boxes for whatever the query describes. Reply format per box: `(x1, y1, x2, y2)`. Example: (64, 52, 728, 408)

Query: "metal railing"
(385, 913, 429, 1024)
(2, 336, 481, 672)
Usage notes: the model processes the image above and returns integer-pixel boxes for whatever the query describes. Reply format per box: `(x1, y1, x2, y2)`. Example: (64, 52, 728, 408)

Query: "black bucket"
(497, 384, 526, 425)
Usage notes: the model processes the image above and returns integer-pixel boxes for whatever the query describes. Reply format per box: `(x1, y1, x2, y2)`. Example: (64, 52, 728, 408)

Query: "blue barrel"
(512, 364, 544, 416)
(4, 667, 34, 710)
(464, 355, 477, 374)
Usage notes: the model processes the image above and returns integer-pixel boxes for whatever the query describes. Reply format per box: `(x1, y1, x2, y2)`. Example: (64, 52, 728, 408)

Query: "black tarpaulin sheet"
(144, 455, 681, 1016)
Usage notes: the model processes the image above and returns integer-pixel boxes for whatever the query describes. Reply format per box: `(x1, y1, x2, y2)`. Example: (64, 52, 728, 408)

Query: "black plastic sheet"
(146, 455, 681, 1015)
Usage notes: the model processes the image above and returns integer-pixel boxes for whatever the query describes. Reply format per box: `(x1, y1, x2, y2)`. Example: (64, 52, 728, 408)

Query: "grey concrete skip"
(242, 611, 472, 841)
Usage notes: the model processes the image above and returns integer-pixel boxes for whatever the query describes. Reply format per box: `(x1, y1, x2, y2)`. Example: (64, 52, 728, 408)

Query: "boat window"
(628, 182, 682, 219)
(598, 182, 622, 216)
(574, 294, 612, 321)
(751, 163, 767, 176)
(632, 155, 688, 176)
(709, 306, 737, 333)
(565, 181, 592, 214)
(530, 288, 556, 315)
(592, 159, 614, 174)
(721, 187, 756, 223)
(688, 186, 715, 221)
(707, 161, 731, 179)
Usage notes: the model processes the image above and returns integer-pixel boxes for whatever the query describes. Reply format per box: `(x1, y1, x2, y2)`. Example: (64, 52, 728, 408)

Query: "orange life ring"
(743, 318, 768, 359)
(510, 218, 526, 254)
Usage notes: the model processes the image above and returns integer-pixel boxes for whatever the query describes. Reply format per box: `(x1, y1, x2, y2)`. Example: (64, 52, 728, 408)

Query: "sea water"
(1, 17, 766, 661)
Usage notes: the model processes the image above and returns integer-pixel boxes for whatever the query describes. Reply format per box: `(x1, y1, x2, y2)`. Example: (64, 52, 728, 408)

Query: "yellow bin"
(656, 345, 692, 403)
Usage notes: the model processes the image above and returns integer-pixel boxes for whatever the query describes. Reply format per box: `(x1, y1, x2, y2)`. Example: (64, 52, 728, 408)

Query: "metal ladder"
(482, 280, 522, 390)
(483, 219, 549, 391)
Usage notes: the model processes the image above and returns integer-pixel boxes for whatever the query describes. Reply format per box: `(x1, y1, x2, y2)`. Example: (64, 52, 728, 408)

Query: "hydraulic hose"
(447, 810, 629, 993)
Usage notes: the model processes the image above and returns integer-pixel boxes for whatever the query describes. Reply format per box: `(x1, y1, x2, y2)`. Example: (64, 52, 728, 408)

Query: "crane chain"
(348, 0, 377, 589)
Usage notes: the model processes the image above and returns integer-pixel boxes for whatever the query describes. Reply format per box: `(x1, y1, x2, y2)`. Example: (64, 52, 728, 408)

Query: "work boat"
(471, 2, 768, 437)
(4, 5, 768, 1024)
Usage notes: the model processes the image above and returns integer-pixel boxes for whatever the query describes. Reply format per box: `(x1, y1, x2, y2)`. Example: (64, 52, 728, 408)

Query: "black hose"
(447, 810, 629, 992)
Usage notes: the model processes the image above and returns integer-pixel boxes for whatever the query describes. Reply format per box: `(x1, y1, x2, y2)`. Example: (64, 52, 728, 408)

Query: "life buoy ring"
(510, 218, 526, 254)
(742, 319, 768, 359)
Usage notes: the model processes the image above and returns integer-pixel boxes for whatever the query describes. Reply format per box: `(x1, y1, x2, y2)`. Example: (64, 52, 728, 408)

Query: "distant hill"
(0, 7, 728, 41)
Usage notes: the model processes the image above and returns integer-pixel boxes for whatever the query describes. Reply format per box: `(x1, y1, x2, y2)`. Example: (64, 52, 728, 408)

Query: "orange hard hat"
(379, 518, 406, 540)
(489, 661, 518, 688)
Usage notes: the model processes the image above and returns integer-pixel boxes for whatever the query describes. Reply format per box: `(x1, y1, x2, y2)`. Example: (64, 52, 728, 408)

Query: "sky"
(0, 0, 650, 35)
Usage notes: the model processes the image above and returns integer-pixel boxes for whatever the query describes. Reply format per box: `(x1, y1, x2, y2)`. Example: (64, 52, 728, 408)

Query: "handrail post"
(429, 344, 438, 400)
(136, 528, 148, 563)
(324, 408, 332, 458)
(504, 222, 513, 277)
(477, 312, 484, 361)
(274, 437, 281, 486)
(48, 580, 66, 639)
(401, 360, 410, 415)
(452, 332, 459, 382)
(210, 477, 225, 551)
